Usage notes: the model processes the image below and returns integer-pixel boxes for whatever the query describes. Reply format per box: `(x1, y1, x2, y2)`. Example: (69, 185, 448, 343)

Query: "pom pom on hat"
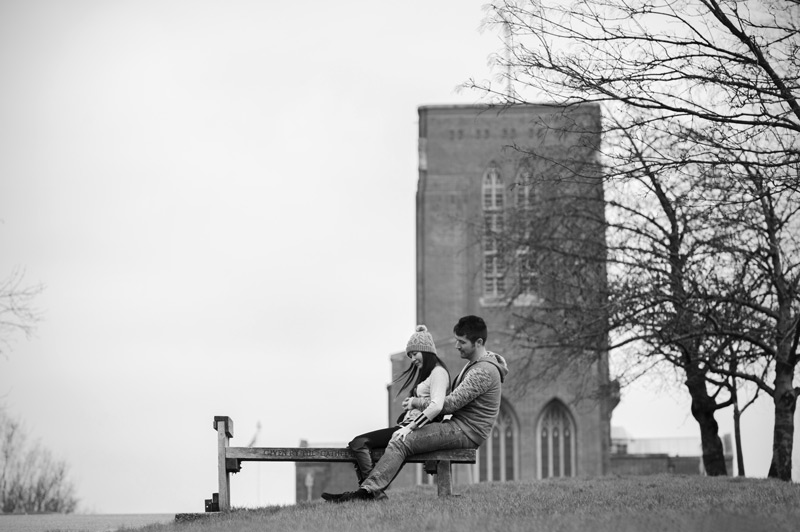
(406, 324, 437, 355)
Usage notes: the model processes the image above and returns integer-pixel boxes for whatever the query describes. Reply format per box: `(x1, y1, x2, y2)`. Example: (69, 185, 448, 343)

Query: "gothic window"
(483, 165, 505, 298)
(518, 253, 536, 295)
(476, 402, 518, 482)
(515, 166, 535, 210)
(514, 165, 537, 295)
(537, 400, 576, 478)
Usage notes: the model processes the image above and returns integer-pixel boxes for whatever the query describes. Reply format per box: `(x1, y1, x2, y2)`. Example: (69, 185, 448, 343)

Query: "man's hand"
(401, 397, 416, 410)
(392, 425, 413, 441)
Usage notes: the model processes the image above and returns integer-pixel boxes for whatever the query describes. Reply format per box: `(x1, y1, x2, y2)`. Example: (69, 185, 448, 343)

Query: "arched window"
(517, 253, 537, 295)
(514, 165, 535, 209)
(483, 165, 505, 298)
(476, 402, 518, 482)
(537, 400, 576, 478)
(513, 165, 537, 296)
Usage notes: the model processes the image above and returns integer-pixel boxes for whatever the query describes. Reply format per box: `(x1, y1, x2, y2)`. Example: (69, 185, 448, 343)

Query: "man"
(324, 315, 508, 502)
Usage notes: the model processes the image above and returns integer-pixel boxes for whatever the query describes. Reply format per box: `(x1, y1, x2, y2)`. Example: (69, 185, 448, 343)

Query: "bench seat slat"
(225, 446, 477, 464)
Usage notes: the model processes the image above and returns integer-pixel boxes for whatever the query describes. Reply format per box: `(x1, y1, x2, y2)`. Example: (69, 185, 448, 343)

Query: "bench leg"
(436, 460, 452, 496)
(216, 420, 231, 511)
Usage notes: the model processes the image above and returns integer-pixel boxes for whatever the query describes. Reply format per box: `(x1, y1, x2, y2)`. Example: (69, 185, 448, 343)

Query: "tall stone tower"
(387, 103, 617, 488)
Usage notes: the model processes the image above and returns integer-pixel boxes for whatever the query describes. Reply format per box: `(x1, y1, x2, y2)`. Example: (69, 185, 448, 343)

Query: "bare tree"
(478, 0, 800, 166)
(696, 148, 800, 480)
(0, 408, 78, 514)
(472, 0, 800, 479)
(0, 267, 41, 359)
(499, 114, 737, 475)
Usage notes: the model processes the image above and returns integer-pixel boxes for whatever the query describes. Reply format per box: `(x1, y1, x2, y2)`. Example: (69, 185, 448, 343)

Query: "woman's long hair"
(395, 351, 450, 397)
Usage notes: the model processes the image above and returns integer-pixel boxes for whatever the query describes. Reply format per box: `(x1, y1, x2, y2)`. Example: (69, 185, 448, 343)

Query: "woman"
(325, 325, 450, 495)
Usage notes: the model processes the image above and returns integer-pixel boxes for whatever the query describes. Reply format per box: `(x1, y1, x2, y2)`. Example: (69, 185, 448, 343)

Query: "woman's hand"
(401, 397, 415, 410)
(392, 425, 413, 442)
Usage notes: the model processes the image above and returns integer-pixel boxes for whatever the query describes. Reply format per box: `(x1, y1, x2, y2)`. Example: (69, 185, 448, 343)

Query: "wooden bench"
(208, 415, 476, 511)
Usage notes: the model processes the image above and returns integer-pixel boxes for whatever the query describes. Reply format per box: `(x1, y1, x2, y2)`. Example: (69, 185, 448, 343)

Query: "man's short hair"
(453, 315, 488, 345)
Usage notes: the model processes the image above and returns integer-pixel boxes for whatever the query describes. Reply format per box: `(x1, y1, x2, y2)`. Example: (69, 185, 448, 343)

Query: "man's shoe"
(331, 488, 374, 503)
(322, 490, 358, 503)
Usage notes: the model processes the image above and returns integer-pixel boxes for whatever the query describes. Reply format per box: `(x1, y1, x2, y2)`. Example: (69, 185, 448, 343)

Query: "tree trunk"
(768, 362, 796, 480)
(733, 395, 745, 476)
(685, 372, 728, 476)
(728, 358, 745, 476)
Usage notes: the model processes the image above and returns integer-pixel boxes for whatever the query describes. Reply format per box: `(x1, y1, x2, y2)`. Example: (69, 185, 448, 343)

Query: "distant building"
(297, 103, 617, 498)
(609, 427, 735, 475)
(294, 440, 358, 502)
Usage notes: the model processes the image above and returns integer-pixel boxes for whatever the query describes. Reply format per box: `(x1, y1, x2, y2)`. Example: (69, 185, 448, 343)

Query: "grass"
(126, 475, 800, 532)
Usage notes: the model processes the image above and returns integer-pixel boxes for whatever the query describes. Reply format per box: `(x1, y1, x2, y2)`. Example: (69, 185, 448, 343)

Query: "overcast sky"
(0, 0, 794, 515)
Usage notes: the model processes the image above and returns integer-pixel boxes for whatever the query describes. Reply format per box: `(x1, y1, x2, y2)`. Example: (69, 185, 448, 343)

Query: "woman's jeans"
(360, 421, 476, 495)
(348, 427, 398, 484)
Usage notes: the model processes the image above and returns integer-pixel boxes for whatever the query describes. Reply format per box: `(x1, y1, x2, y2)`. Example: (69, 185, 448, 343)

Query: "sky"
(0, 0, 796, 515)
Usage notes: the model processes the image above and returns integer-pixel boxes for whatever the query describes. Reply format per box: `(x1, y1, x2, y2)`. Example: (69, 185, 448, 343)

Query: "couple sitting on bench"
(322, 315, 508, 502)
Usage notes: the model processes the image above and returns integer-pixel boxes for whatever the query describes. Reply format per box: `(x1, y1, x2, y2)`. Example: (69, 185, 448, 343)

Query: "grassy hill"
(133, 475, 800, 532)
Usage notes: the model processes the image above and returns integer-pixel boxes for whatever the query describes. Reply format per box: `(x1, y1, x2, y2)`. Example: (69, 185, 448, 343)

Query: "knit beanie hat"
(406, 325, 437, 355)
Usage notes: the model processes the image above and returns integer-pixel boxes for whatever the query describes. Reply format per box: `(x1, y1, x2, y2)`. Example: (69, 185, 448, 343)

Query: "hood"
(479, 352, 509, 383)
